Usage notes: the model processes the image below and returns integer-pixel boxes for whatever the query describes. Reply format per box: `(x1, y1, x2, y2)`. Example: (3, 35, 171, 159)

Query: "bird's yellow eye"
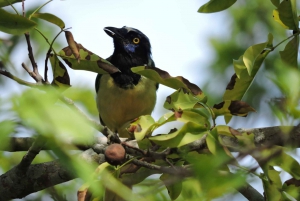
(133, 38, 140, 44)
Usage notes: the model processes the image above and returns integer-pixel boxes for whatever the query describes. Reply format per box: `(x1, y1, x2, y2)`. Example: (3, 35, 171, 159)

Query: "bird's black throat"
(109, 52, 145, 89)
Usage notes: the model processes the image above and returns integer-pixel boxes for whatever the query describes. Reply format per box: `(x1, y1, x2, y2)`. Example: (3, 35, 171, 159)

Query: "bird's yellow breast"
(96, 74, 157, 137)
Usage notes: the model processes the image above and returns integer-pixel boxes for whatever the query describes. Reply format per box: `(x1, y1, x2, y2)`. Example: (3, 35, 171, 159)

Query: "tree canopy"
(0, 0, 300, 200)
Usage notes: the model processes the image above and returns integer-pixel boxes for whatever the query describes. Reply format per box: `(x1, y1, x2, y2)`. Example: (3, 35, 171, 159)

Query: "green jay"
(95, 26, 158, 137)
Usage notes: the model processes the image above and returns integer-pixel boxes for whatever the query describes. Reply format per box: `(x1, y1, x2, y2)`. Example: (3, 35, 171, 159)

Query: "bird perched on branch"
(95, 26, 157, 137)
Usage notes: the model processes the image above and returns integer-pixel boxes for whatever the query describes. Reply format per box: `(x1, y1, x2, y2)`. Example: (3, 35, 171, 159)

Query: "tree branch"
(0, 149, 101, 201)
(0, 69, 39, 88)
(24, 33, 44, 83)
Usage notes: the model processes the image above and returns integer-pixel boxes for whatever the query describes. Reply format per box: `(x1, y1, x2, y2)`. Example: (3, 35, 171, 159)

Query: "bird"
(95, 26, 158, 138)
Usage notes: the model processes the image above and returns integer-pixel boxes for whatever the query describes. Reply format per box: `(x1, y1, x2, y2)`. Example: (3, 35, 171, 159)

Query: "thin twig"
(0, 69, 39, 87)
(22, 0, 25, 17)
(24, 33, 44, 83)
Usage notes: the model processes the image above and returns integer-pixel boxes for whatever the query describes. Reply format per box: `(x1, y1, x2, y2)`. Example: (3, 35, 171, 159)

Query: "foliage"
(0, 0, 300, 201)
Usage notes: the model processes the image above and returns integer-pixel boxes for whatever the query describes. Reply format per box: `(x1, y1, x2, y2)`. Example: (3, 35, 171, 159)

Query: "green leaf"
(262, 166, 283, 201)
(131, 115, 156, 141)
(243, 42, 268, 76)
(62, 87, 99, 116)
(198, 0, 237, 13)
(280, 36, 299, 68)
(12, 88, 94, 143)
(149, 122, 208, 148)
(178, 108, 211, 127)
(283, 180, 300, 200)
(273, 0, 299, 30)
(0, 8, 36, 34)
(0, 0, 22, 7)
(50, 54, 71, 88)
(132, 66, 207, 102)
(160, 173, 182, 200)
(270, 149, 300, 179)
(58, 44, 119, 74)
(213, 100, 255, 118)
(32, 13, 65, 29)
(164, 88, 201, 111)
(223, 35, 272, 123)
(271, 0, 280, 8)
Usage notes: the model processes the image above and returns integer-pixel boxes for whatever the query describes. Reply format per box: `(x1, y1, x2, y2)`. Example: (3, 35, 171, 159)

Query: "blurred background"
(0, 0, 295, 200)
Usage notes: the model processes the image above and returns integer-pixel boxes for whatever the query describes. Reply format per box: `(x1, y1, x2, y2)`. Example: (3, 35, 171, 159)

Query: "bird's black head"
(104, 26, 153, 67)
(103, 26, 155, 88)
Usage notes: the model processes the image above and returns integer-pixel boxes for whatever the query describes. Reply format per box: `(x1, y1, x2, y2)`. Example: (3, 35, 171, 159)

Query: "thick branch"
(0, 149, 101, 201)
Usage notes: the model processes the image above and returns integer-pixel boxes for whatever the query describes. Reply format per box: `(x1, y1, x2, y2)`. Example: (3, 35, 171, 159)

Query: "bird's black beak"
(104, 27, 118, 38)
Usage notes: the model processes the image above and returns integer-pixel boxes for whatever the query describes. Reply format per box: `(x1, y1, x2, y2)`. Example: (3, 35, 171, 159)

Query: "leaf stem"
(272, 31, 300, 50)
(29, 0, 53, 19)
(5, 0, 19, 15)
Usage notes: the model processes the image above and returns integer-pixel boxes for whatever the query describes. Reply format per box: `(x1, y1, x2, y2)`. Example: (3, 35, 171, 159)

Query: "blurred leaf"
(271, 0, 280, 8)
(215, 125, 241, 138)
(58, 44, 119, 74)
(273, 9, 289, 29)
(262, 166, 283, 201)
(0, 8, 36, 34)
(63, 87, 99, 116)
(280, 36, 299, 68)
(213, 100, 255, 119)
(131, 115, 155, 141)
(270, 149, 300, 179)
(32, 13, 65, 29)
(77, 183, 92, 201)
(149, 122, 208, 148)
(273, 0, 298, 30)
(283, 179, 300, 200)
(0, 0, 22, 7)
(121, 167, 160, 186)
(198, 0, 237, 13)
(12, 88, 94, 143)
(160, 173, 182, 200)
(50, 54, 71, 88)
(132, 66, 207, 102)
(0, 120, 15, 149)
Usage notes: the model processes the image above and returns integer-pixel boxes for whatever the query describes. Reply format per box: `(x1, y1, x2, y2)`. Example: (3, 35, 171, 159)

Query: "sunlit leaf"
(149, 122, 208, 148)
(243, 42, 268, 76)
(280, 36, 299, 68)
(0, 8, 36, 34)
(132, 66, 206, 102)
(130, 115, 155, 141)
(198, 0, 237, 13)
(164, 88, 201, 111)
(273, 0, 298, 30)
(32, 13, 65, 29)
